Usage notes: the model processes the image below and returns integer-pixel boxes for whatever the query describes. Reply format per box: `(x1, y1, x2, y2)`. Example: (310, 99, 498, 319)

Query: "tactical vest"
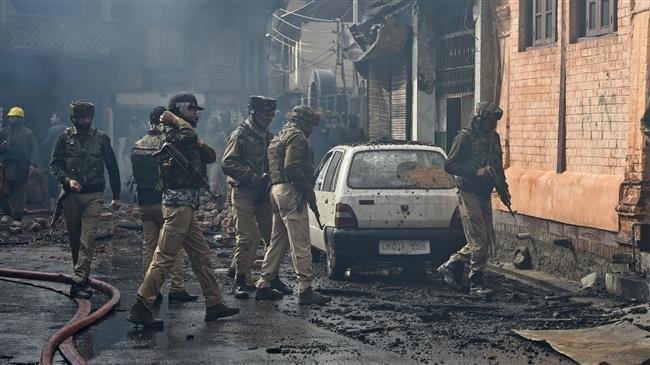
(455, 127, 503, 199)
(131, 132, 164, 191)
(63, 127, 106, 189)
(268, 123, 314, 185)
(233, 120, 271, 176)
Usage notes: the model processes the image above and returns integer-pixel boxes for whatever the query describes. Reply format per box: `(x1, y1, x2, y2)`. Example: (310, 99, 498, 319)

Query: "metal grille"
(434, 131, 448, 152)
(368, 62, 391, 140)
(436, 25, 474, 96)
(390, 57, 408, 140)
(4, 15, 117, 54)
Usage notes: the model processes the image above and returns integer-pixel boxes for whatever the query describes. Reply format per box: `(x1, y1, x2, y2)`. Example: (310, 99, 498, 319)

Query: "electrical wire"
(272, 13, 333, 33)
(271, 26, 335, 45)
(271, 47, 337, 78)
(278, 7, 338, 22)
(268, 33, 319, 52)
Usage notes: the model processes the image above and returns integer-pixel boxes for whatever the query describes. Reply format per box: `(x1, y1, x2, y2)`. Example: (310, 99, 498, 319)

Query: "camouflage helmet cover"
(291, 105, 321, 125)
(249, 96, 277, 113)
(475, 102, 503, 121)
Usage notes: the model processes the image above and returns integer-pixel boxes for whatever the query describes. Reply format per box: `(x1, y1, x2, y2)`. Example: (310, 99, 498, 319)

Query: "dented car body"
(309, 142, 466, 279)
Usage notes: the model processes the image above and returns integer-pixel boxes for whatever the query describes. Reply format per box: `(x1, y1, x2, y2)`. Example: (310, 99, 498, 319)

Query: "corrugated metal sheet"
(390, 56, 408, 140)
(368, 61, 391, 140)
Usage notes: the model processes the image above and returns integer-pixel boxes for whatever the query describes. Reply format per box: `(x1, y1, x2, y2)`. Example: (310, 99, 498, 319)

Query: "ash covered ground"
(0, 204, 641, 364)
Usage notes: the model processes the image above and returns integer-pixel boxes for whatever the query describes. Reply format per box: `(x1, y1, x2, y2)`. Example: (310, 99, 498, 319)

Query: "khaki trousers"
(449, 191, 495, 279)
(1, 179, 27, 220)
(138, 205, 222, 307)
(63, 192, 103, 284)
(256, 183, 313, 293)
(231, 186, 272, 276)
(139, 204, 185, 292)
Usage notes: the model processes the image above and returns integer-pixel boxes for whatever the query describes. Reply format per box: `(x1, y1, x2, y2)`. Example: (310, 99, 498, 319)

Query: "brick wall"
(565, 4, 631, 176)
(500, 0, 632, 175)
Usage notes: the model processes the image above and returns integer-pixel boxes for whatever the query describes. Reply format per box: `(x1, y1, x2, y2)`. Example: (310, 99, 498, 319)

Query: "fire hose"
(0, 268, 121, 365)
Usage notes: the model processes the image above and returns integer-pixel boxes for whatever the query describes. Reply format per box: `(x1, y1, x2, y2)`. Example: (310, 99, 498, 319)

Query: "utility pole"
(336, 18, 347, 89)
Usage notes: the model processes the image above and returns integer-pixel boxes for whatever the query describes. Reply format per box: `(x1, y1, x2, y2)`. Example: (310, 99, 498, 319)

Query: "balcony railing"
(3, 14, 117, 56)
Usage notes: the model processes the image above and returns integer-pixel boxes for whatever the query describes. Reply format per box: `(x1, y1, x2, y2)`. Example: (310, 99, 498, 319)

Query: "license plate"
(378, 240, 430, 255)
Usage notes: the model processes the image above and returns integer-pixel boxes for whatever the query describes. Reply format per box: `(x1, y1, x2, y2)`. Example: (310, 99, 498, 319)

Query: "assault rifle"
(309, 200, 324, 230)
(485, 166, 515, 217)
(154, 142, 220, 200)
(297, 192, 324, 229)
(49, 190, 67, 235)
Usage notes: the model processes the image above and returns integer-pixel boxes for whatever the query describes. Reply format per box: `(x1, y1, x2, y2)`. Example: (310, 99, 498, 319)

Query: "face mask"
(74, 122, 91, 132)
(177, 103, 199, 126)
(253, 112, 273, 129)
(8, 118, 21, 127)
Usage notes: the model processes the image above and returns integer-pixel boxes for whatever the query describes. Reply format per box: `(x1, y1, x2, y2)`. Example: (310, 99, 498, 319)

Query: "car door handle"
(324, 198, 328, 204)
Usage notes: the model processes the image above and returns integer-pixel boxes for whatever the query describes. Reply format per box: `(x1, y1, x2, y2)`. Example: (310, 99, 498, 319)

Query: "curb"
(487, 262, 581, 293)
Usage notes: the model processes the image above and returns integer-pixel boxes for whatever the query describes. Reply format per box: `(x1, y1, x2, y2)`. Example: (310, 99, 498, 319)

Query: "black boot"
(255, 287, 283, 301)
(469, 272, 494, 296)
(270, 276, 293, 295)
(234, 274, 250, 299)
(298, 287, 331, 305)
(168, 289, 199, 303)
(436, 259, 465, 288)
(205, 303, 239, 321)
(70, 282, 92, 299)
(127, 296, 164, 329)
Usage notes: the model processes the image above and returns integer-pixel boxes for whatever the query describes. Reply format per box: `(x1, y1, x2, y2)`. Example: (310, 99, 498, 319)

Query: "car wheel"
(326, 242, 347, 280)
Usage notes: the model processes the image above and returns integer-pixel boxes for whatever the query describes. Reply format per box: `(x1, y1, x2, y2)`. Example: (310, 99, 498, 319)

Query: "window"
(314, 152, 333, 191)
(322, 151, 343, 192)
(520, 0, 557, 49)
(347, 150, 454, 190)
(575, 0, 616, 38)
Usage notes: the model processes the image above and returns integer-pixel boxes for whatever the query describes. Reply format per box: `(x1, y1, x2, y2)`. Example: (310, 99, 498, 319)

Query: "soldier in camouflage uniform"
(130, 106, 197, 304)
(255, 106, 331, 305)
(437, 102, 510, 296)
(128, 93, 238, 328)
(222, 96, 291, 300)
(50, 101, 122, 299)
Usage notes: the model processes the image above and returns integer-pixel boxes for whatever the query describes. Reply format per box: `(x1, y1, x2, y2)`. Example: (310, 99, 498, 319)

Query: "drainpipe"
(557, 0, 567, 173)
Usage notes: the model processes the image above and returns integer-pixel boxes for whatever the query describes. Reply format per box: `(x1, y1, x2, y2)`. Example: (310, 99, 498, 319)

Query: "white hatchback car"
(308, 142, 465, 279)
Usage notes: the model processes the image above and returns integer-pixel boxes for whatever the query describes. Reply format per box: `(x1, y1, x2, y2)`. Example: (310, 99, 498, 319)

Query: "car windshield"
(347, 149, 455, 189)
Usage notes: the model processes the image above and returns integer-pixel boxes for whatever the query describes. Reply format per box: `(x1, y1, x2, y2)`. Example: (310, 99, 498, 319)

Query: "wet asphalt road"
(0, 212, 627, 364)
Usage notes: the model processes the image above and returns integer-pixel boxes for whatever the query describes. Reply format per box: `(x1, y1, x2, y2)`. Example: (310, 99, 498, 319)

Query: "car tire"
(326, 241, 347, 280)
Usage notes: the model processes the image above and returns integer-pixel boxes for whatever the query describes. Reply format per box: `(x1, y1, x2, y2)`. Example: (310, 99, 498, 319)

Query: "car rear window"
(347, 149, 454, 189)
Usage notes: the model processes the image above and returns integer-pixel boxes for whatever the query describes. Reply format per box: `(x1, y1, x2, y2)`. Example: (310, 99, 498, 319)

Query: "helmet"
(249, 96, 277, 113)
(167, 92, 204, 114)
(291, 105, 321, 125)
(7, 107, 24, 118)
(475, 102, 503, 121)
(69, 101, 95, 122)
(149, 106, 166, 125)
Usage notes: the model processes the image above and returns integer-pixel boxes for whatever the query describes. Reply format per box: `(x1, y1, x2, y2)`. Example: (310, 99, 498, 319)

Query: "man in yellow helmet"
(0, 107, 41, 228)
